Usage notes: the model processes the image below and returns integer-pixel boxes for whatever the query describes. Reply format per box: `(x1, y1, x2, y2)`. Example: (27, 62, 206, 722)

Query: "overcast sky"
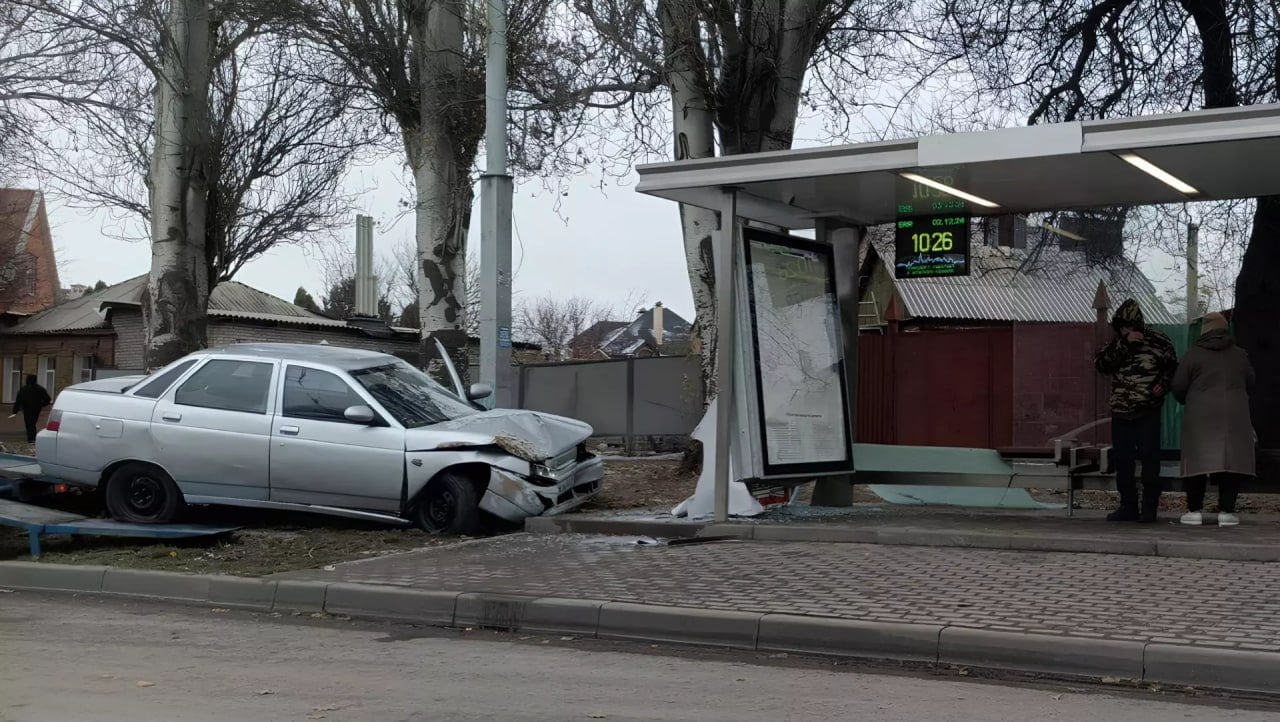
(25, 107, 1202, 325)
(34, 151, 700, 323)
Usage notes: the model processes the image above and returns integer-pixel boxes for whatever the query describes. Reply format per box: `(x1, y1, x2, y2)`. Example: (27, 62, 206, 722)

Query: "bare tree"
(390, 238, 482, 335)
(516, 296, 611, 360)
(925, 0, 1280, 444)
(284, 0, 663, 383)
(312, 235, 396, 317)
(0, 4, 122, 179)
(17, 1, 373, 367)
(569, 0, 908, 402)
(515, 288, 648, 359)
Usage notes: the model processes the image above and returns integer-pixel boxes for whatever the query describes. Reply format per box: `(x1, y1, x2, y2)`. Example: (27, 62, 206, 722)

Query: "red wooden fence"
(857, 323, 1102, 450)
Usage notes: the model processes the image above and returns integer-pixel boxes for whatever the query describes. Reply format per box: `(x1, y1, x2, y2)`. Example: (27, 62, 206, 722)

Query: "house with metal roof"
(0, 275, 541, 439)
(857, 219, 1178, 331)
(594, 303, 693, 359)
(850, 217, 1182, 451)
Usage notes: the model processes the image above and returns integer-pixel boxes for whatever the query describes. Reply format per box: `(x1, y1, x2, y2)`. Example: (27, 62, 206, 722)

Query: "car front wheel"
(412, 471, 481, 536)
(104, 463, 183, 524)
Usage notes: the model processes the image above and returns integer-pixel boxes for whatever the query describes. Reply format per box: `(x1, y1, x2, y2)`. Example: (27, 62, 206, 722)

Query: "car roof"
(202, 343, 403, 370)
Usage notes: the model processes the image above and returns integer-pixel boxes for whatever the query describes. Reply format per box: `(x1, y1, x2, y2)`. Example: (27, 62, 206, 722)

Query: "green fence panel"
(1154, 323, 1191, 450)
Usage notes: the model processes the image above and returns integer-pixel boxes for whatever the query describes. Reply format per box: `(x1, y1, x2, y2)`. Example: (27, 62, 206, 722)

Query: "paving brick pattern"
(275, 535, 1280, 651)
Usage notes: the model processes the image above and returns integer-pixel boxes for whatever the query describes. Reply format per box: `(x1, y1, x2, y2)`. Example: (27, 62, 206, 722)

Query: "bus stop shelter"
(635, 103, 1280, 521)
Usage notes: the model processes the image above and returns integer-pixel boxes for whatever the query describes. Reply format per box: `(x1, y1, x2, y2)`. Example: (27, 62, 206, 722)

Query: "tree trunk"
(1233, 196, 1280, 451)
(662, 0, 719, 404)
(405, 129, 471, 384)
(143, 0, 213, 370)
(404, 0, 478, 384)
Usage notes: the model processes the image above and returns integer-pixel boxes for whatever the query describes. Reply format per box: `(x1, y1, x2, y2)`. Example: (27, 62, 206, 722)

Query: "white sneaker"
(1218, 513, 1240, 527)
(1180, 511, 1204, 526)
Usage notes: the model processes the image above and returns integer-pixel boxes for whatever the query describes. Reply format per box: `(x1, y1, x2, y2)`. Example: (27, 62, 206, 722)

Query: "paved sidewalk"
(274, 533, 1280, 652)
(528, 507, 1280, 561)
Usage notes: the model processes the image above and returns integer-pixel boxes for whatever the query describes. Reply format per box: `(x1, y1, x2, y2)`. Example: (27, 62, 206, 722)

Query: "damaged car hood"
(407, 409, 593, 461)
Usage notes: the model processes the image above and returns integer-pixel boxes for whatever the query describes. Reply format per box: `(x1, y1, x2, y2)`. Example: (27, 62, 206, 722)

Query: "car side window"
(132, 360, 198, 399)
(282, 366, 367, 423)
(174, 360, 274, 414)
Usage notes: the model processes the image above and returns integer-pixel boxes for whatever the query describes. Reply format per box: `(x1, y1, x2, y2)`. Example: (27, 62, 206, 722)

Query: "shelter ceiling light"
(899, 172, 1001, 209)
(1117, 153, 1199, 195)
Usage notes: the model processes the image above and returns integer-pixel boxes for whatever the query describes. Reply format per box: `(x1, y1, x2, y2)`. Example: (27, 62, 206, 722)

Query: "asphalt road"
(0, 593, 1274, 722)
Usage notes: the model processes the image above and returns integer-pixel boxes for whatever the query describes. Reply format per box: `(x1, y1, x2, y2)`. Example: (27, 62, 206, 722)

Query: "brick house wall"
(0, 190, 61, 316)
(110, 309, 146, 370)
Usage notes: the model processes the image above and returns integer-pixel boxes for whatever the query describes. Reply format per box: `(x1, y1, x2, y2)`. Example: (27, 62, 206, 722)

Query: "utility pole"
(1186, 222, 1200, 324)
(479, 0, 514, 407)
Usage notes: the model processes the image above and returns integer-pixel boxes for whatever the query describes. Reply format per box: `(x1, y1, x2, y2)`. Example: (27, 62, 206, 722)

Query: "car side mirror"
(467, 383, 493, 401)
(344, 405, 376, 424)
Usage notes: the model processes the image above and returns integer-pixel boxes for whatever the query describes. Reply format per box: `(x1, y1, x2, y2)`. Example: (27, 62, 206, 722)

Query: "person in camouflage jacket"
(1094, 298, 1179, 522)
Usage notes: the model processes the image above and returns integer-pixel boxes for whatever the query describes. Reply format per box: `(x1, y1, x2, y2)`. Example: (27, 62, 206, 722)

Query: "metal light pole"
(479, 0, 515, 407)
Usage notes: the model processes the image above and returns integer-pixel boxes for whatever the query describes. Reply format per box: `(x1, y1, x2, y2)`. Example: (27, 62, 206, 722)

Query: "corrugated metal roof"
(2, 275, 337, 335)
(871, 239, 1180, 326)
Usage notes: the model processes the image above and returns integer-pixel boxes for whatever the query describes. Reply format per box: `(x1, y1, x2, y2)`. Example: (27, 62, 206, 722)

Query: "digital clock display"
(894, 215, 971, 279)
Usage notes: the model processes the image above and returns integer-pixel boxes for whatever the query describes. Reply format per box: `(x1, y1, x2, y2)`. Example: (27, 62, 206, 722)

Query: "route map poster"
(741, 228, 852, 476)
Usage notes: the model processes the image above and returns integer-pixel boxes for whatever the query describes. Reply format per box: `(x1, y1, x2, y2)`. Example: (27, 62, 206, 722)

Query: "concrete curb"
(523, 517, 1280, 562)
(4, 562, 1280, 696)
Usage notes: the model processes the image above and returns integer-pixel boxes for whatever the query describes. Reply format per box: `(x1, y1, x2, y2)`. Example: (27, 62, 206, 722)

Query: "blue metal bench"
(0, 453, 238, 558)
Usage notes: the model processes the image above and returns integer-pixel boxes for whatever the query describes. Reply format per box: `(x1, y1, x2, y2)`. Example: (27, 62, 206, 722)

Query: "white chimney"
(354, 214, 377, 316)
(652, 302, 664, 348)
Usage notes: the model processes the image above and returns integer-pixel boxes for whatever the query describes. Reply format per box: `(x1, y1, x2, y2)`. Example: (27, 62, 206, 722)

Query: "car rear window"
(132, 360, 198, 399)
(175, 360, 274, 414)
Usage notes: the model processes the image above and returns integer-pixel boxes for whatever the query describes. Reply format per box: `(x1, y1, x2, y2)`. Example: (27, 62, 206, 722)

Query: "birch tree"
(574, 0, 905, 401)
(144, 0, 214, 367)
(289, 0, 660, 380)
(927, 0, 1280, 445)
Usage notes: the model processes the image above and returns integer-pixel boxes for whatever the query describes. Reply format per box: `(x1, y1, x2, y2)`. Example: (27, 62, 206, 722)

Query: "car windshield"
(350, 360, 477, 428)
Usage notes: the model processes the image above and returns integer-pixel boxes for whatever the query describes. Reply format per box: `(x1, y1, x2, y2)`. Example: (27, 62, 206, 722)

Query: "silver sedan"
(36, 343, 603, 534)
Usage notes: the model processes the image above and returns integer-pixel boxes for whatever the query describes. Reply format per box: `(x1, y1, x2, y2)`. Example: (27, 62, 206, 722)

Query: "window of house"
(174, 360, 273, 414)
(73, 355, 95, 385)
(132, 360, 197, 399)
(2, 357, 20, 404)
(38, 356, 56, 396)
(282, 366, 368, 423)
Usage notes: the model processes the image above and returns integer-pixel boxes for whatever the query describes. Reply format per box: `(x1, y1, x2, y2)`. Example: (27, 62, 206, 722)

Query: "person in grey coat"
(1171, 312, 1256, 526)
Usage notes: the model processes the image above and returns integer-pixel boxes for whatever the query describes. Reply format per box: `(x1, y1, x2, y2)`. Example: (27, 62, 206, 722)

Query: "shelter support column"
(713, 190, 739, 523)
(811, 219, 864, 507)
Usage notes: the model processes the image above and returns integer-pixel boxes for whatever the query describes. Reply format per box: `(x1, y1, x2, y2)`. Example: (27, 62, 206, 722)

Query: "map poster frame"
(738, 226, 854, 479)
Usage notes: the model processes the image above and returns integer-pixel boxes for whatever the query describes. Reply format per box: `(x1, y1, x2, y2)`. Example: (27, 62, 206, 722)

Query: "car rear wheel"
(104, 463, 183, 524)
(412, 471, 480, 535)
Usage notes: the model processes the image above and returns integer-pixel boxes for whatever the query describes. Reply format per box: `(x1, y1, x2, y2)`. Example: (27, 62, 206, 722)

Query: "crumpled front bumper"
(478, 454, 605, 522)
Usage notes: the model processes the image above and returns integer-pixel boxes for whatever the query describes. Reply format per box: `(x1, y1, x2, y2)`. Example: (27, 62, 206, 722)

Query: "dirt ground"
(579, 459, 696, 511)
(0, 458, 700, 573)
(8, 441, 1280, 574)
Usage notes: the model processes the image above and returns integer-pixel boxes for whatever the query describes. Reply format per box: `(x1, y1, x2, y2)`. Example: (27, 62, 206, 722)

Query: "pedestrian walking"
(9, 374, 52, 444)
(1095, 299, 1179, 522)
(1172, 312, 1256, 527)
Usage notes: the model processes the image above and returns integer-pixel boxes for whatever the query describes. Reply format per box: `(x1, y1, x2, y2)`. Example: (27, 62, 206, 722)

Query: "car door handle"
(161, 413, 182, 422)
(279, 426, 300, 436)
